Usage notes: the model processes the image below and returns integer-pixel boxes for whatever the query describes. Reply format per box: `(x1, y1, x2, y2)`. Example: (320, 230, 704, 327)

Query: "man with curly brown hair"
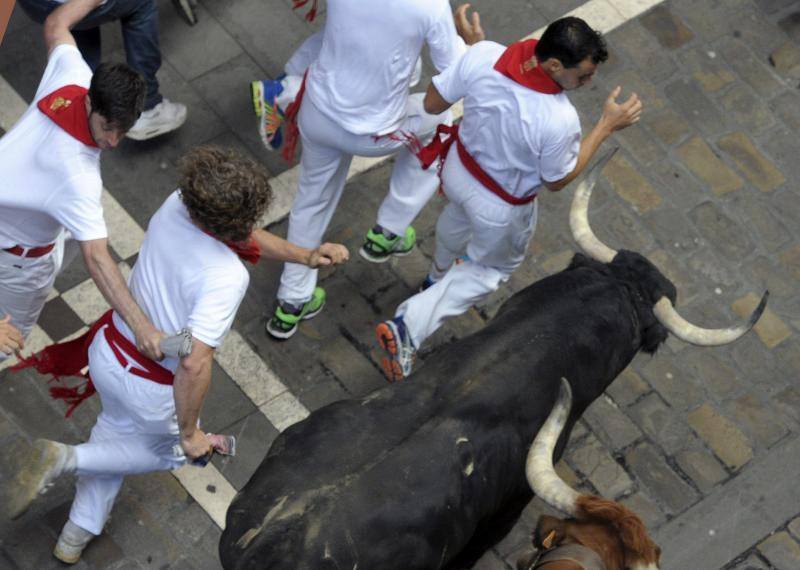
(8, 146, 348, 564)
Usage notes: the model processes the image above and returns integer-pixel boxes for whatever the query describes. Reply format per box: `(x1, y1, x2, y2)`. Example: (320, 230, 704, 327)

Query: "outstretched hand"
(0, 315, 23, 356)
(454, 4, 485, 46)
(600, 86, 643, 133)
(308, 243, 349, 268)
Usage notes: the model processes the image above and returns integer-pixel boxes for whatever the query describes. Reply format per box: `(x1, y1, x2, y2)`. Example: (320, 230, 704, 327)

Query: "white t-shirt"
(306, 0, 466, 136)
(433, 41, 581, 198)
(0, 44, 106, 249)
(113, 191, 250, 372)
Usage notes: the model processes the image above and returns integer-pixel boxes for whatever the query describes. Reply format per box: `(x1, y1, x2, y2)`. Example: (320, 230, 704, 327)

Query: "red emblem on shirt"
(37, 85, 99, 148)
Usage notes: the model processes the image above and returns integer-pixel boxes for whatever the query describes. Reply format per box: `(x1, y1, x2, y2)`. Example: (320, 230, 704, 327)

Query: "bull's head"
(524, 379, 661, 570)
(569, 148, 768, 346)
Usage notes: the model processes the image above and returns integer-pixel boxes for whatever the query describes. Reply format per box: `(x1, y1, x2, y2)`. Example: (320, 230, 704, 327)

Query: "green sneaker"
(359, 226, 416, 263)
(266, 287, 326, 339)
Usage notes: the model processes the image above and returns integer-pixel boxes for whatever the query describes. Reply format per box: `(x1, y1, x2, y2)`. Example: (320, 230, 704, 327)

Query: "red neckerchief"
(37, 85, 99, 148)
(292, 0, 317, 22)
(493, 39, 562, 94)
(202, 229, 261, 265)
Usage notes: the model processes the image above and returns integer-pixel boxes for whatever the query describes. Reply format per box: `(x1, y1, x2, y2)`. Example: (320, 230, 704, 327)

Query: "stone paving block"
(689, 202, 754, 261)
(201, 361, 257, 434)
(37, 295, 85, 343)
(643, 108, 692, 147)
(758, 0, 798, 14)
(728, 553, 771, 569)
(567, 435, 633, 499)
(729, 393, 790, 449)
(771, 92, 800, 141)
(683, 47, 737, 93)
(603, 154, 662, 213)
(637, 354, 704, 411)
(733, 292, 792, 349)
(606, 367, 651, 407)
(639, 4, 694, 49)
(757, 531, 800, 570)
(647, 249, 699, 303)
(123, 471, 190, 522)
(685, 247, 742, 294)
(538, 250, 574, 276)
(468, 0, 548, 46)
(160, 1, 243, 81)
(718, 85, 776, 137)
(620, 491, 667, 531)
(778, 10, 800, 40)
(779, 245, 800, 281)
(593, 205, 657, 256)
(729, 334, 785, 396)
(680, 349, 743, 401)
(789, 517, 800, 540)
(676, 137, 744, 196)
(718, 132, 786, 193)
(628, 392, 691, 455)
(688, 403, 753, 471)
(0, 24, 48, 101)
(614, 123, 665, 168)
(582, 394, 642, 452)
(625, 442, 698, 515)
(320, 335, 385, 397)
(611, 22, 678, 84)
(716, 37, 784, 99)
(731, 194, 791, 253)
(769, 41, 800, 78)
(774, 337, 800, 381)
(674, 442, 729, 494)
(664, 79, 729, 138)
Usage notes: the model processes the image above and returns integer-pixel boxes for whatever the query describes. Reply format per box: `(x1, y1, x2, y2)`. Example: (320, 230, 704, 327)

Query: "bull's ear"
(533, 515, 566, 549)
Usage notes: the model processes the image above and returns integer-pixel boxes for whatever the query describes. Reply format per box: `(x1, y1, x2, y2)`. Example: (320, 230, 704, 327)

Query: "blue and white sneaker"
(376, 317, 416, 382)
(250, 76, 285, 151)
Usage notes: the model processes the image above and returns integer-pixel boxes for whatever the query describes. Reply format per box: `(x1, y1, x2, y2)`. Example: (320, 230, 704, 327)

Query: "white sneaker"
(53, 520, 95, 565)
(126, 99, 188, 140)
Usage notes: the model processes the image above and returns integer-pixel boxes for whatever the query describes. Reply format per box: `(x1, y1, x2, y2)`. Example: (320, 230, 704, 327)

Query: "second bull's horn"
(568, 149, 768, 346)
(525, 378, 579, 516)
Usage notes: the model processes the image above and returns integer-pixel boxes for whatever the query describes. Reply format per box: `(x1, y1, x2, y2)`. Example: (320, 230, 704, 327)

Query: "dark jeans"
(18, 0, 162, 109)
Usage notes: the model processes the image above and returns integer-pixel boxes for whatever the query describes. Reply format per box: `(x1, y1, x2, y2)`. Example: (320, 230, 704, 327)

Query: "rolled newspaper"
(173, 433, 236, 467)
(160, 328, 193, 358)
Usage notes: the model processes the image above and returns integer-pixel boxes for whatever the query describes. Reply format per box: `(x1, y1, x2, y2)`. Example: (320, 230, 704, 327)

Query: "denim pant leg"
(112, 0, 162, 109)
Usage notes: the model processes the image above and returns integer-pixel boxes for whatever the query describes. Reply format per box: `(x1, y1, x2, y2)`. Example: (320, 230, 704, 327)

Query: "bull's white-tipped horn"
(653, 290, 769, 346)
(525, 378, 580, 516)
(569, 148, 619, 264)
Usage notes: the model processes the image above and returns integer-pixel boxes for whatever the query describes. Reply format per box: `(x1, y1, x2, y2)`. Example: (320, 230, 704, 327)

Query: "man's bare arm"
(43, 0, 104, 54)
(251, 229, 349, 268)
(174, 339, 214, 460)
(543, 86, 642, 192)
(79, 238, 164, 359)
(423, 82, 454, 116)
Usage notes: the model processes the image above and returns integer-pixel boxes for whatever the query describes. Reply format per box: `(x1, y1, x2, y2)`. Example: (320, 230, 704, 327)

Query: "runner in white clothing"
(376, 17, 644, 381)
(264, 1, 485, 340)
(8, 146, 348, 564)
(0, 1, 164, 361)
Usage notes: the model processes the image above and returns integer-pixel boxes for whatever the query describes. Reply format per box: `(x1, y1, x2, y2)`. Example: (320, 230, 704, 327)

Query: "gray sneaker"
(126, 99, 188, 141)
(53, 520, 95, 564)
(8, 439, 75, 519)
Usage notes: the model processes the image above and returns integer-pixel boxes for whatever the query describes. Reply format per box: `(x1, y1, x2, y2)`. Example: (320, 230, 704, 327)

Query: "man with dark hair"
(0, 0, 164, 363)
(376, 16, 642, 381)
(8, 145, 348, 563)
(17, 0, 187, 140)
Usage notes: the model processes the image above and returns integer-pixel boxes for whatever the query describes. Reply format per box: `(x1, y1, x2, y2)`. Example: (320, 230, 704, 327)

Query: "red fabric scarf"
(292, 0, 318, 22)
(37, 85, 99, 147)
(493, 39, 562, 94)
(202, 230, 261, 264)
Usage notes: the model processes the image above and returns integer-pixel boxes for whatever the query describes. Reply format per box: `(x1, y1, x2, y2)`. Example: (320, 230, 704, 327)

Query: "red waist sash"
(416, 124, 536, 206)
(3, 243, 56, 258)
(12, 310, 173, 417)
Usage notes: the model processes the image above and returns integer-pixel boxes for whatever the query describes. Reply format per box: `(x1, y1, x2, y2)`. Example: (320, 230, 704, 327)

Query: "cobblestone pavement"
(1, 0, 799, 568)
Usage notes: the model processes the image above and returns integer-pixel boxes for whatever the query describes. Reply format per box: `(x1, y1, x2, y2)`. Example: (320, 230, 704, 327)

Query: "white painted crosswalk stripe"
(0, 0, 664, 531)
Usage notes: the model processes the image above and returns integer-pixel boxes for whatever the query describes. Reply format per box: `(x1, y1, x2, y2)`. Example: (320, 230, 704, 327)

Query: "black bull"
(220, 250, 680, 569)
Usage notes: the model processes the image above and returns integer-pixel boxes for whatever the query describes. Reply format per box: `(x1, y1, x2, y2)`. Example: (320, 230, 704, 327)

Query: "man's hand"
(307, 243, 349, 268)
(599, 86, 642, 133)
(0, 315, 24, 356)
(454, 4, 485, 46)
(180, 430, 213, 461)
(133, 323, 165, 361)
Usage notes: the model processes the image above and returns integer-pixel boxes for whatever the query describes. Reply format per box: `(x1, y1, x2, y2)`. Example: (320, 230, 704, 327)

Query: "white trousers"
(397, 145, 539, 348)
(69, 331, 183, 535)
(277, 93, 450, 305)
(0, 231, 78, 361)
